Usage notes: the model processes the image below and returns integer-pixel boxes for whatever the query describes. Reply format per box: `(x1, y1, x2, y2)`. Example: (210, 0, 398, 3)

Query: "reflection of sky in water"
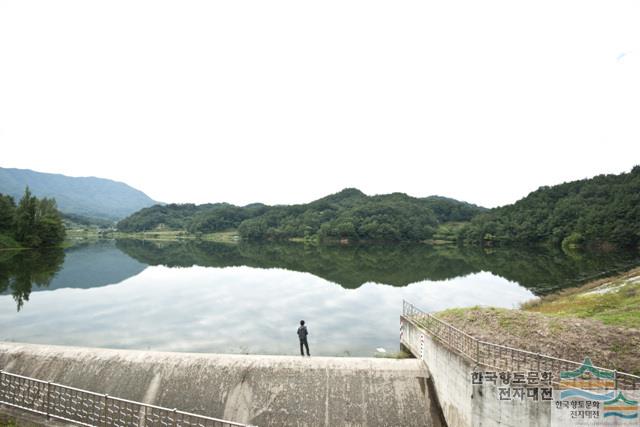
(0, 266, 535, 356)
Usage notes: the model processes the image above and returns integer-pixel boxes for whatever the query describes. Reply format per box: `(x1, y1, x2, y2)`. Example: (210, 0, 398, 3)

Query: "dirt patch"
(437, 307, 640, 376)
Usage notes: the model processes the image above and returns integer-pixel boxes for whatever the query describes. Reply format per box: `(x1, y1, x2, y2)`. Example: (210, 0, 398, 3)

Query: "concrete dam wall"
(401, 316, 552, 427)
(0, 342, 442, 427)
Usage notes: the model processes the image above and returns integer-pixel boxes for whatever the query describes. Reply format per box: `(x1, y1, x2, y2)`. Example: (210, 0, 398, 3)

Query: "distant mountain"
(0, 167, 157, 221)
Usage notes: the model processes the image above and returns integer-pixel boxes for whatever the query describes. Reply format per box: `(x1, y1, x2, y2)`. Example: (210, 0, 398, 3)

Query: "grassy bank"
(66, 228, 240, 244)
(435, 267, 640, 375)
(522, 267, 640, 328)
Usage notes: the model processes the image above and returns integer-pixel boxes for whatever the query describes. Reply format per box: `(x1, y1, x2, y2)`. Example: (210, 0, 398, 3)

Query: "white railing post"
(141, 404, 147, 427)
(46, 381, 51, 419)
(102, 394, 108, 427)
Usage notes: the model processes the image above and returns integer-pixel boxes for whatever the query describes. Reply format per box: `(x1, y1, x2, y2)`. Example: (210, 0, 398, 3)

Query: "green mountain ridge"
(7, 165, 638, 248)
(117, 166, 640, 248)
(117, 188, 486, 242)
(0, 167, 157, 221)
(460, 166, 640, 248)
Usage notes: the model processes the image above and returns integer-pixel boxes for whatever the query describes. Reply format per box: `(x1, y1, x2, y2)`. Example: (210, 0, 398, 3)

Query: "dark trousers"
(299, 338, 310, 356)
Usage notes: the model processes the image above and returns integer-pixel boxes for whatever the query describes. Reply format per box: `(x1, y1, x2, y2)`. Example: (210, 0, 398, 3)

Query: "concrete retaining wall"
(401, 316, 552, 427)
(0, 342, 441, 427)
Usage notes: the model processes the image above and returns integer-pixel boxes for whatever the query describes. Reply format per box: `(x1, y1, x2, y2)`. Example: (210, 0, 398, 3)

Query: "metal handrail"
(0, 369, 255, 427)
(402, 300, 640, 390)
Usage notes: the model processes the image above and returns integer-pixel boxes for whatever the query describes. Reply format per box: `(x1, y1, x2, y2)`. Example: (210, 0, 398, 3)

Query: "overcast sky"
(1, 1, 638, 208)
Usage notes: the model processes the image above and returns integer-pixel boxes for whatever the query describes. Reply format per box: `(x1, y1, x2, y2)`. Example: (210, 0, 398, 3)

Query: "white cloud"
(1, 0, 638, 207)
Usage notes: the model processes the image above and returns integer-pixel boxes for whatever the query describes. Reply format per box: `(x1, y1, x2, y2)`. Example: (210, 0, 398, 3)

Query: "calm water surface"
(1, 240, 638, 356)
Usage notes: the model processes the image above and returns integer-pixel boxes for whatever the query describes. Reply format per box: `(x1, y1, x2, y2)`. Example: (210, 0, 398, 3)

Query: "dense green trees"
(0, 194, 16, 233)
(0, 187, 66, 248)
(118, 203, 234, 232)
(117, 188, 485, 242)
(116, 167, 640, 248)
(187, 204, 268, 234)
(222, 190, 482, 242)
(460, 166, 640, 248)
(314, 198, 438, 241)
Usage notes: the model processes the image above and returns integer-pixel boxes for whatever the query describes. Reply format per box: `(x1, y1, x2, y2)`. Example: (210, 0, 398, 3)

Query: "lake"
(1, 240, 638, 356)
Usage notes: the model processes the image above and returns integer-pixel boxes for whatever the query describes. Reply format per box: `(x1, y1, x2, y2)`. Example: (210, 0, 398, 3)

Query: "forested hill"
(0, 167, 157, 221)
(460, 166, 640, 248)
(117, 189, 485, 242)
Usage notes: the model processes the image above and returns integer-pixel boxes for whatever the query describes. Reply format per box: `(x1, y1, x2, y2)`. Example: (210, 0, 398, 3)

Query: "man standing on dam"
(297, 320, 310, 356)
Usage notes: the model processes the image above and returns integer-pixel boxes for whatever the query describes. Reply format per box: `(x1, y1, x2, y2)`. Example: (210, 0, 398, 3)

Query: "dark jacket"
(297, 325, 308, 340)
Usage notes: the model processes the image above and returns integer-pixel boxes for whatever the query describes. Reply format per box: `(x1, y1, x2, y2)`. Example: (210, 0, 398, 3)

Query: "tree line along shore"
(115, 166, 640, 250)
(0, 187, 65, 250)
(4, 166, 640, 253)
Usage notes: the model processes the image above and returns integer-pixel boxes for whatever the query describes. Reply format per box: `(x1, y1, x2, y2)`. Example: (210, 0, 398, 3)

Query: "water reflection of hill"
(115, 240, 640, 294)
(457, 247, 640, 294)
(45, 241, 147, 290)
(3, 240, 638, 313)
(116, 239, 478, 287)
(1, 241, 148, 311)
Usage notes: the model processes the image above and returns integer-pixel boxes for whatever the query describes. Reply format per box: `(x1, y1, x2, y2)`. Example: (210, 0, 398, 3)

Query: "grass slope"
(435, 267, 640, 375)
(522, 267, 640, 328)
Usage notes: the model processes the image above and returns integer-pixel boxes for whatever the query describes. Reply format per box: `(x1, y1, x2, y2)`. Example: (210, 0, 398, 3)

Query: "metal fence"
(402, 300, 640, 391)
(0, 370, 255, 427)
